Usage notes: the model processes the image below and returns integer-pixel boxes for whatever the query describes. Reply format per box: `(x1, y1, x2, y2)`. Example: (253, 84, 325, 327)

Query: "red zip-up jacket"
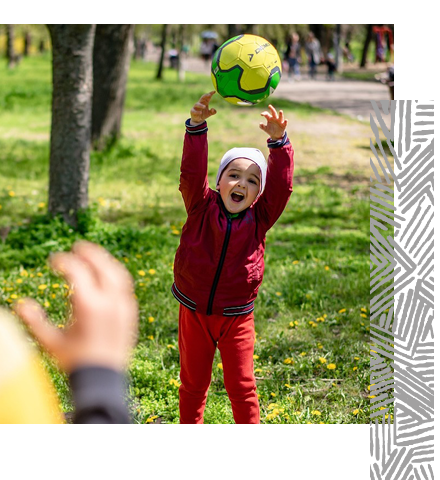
(172, 119, 294, 316)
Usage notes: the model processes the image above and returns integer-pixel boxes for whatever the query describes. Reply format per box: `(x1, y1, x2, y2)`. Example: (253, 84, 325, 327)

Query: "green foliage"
(0, 55, 375, 424)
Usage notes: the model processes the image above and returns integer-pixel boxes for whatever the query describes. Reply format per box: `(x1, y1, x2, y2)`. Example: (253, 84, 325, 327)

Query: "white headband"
(216, 147, 267, 199)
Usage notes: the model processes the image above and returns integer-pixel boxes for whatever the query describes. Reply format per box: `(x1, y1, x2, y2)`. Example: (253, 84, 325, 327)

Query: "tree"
(156, 24, 168, 80)
(360, 24, 373, 68)
(6, 24, 17, 68)
(47, 24, 96, 228)
(91, 24, 134, 150)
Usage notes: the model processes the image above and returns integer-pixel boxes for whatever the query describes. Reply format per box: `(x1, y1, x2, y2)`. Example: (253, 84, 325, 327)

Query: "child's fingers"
(268, 104, 278, 119)
(279, 110, 285, 124)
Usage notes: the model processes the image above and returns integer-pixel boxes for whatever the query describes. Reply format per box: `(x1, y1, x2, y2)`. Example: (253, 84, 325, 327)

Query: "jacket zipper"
(207, 216, 232, 315)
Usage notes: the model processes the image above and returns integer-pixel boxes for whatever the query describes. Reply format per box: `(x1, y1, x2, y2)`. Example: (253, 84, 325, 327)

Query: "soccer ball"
(211, 34, 282, 106)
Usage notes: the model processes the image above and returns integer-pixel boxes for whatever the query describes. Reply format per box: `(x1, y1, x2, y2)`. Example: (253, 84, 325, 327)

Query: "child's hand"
(190, 91, 217, 125)
(259, 104, 288, 140)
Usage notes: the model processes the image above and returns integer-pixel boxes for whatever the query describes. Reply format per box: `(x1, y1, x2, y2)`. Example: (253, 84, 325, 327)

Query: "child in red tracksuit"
(172, 91, 294, 424)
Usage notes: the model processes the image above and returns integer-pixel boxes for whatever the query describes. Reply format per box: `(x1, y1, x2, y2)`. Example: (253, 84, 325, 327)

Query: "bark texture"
(92, 24, 134, 149)
(47, 24, 96, 227)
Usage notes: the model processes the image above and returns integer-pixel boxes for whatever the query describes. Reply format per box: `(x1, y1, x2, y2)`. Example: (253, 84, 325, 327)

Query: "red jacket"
(172, 120, 294, 316)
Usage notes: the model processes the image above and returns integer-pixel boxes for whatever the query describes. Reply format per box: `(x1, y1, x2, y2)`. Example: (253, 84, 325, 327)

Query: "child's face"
(217, 158, 261, 214)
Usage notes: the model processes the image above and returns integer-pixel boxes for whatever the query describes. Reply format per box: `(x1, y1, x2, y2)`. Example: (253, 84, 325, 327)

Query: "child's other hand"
(190, 91, 217, 125)
(259, 105, 288, 140)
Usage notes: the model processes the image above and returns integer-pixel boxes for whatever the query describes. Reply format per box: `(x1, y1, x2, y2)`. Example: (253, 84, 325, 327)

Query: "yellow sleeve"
(0, 308, 64, 424)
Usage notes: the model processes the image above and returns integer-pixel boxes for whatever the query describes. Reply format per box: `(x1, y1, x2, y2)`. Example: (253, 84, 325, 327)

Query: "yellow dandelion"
(361, 308, 367, 313)
(270, 392, 277, 397)
(275, 291, 281, 296)
(167, 344, 175, 349)
(8, 191, 15, 197)
(338, 308, 346, 313)
(311, 410, 321, 416)
(267, 403, 278, 410)
(63, 284, 69, 289)
(353, 366, 358, 371)
(255, 368, 262, 373)
(37, 202, 46, 208)
(292, 260, 299, 265)
(284, 384, 291, 388)
(37, 272, 43, 277)
(148, 269, 156, 275)
(51, 294, 56, 299)
(217, 363, 223, 370)
(147, 335, 154, 340)
(295, 411, 302, 415)
(324, 266, 330, 271)
(319, 357, 327, 364)
(138, 270, 146, 276)
(146, 415, 159, 423)
(16, 279, 23, 284)
(148, 316, 155, 323)
(171, 229, 180, 235)
(360, 313, 367, 318)
(169, 379, 180, 387)
(354, 357, 359, 360)
(10, 294, 18, 299)
(299, 352, 306, 357)
(44, 301, 50, 308)
(283, 358, 293, 364)
(20, 270, 28, 277)
(289, 321, 294, 327)
(253, 354, 259, 360)
(38, 284, 47, 291)
(327, 363, 336, 370)
(368, 395, 376, 399)
(352, 409, 359, 415)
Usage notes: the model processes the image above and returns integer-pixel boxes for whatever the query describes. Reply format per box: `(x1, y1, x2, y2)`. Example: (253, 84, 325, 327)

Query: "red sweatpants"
(178, 304, 260, 424)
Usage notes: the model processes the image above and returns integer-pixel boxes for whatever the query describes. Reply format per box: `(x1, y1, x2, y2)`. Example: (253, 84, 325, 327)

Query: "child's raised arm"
(180, 92, 218, 214)
(255, 104, 294, 231)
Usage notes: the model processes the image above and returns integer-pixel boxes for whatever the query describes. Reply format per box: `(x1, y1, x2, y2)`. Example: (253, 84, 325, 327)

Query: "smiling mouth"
(231, 192, 245, 203)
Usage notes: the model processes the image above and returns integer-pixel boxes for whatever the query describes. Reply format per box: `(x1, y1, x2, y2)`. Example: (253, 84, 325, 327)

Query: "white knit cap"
(216, 147, 267, 199)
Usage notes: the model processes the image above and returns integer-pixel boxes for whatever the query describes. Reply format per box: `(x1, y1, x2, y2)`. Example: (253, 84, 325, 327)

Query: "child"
(172, 91, 294, 424)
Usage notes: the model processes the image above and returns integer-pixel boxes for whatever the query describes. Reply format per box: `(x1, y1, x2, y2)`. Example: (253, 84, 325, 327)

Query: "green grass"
(0, 55, 384, 424)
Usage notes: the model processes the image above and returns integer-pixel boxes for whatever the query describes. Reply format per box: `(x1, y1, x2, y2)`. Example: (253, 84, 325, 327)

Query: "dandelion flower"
(10, 294, 18, 299)
(292, 260, 299, 265)
(283, 358, 294, 365)
(135, 254, 142, 259)
(289, 321, 294, 327)
(318, 357, 327, 364)
(352, 409, 359, 415)
(354, 357, 359, 360)
(169, 379, 180, 387)
(171, 229, 180, 235)
(353, 366, 358, 371)
(148, 269, 156, 275)
(270, 392, 277, 397)
(360, 313, 367, 318)
(147, 335, 154, 340)
(284, 384, 291, 388)
(138, 270, 146, 276)
(361, 308, 367, 313)
(146, 415, 159, 423)
(57, 324, 64, 329)
(253, 355, 259, 360)
(327, 363, 336, 370)
(300, 352, 306, 357)
(167, 345, 175, 349)
(217, 363, 223, 370)
(311, 410, 321, 416)
(16, 279, 23, 284)
(148, 316, 155, 323)
(275, 291, 281, 296)
(8, 191, 15, 197)
(324, 266, 329, 271)
(38, 284, 47, 291)
(44, 301, 50, 308)
(338, 308, 346, 313)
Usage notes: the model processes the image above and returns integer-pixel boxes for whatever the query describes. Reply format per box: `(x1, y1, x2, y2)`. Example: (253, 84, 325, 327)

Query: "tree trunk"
(156, 24, 168, 80)
(24, 30, 31, 56)
(47, 24, 96, 228)
(360, 24, 373, 68)
(92, 24, 134, 150)
(6, 25, 17, 68)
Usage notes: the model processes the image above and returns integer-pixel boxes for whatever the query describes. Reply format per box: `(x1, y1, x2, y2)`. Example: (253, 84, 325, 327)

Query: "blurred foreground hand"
(15, 241, 138, 373)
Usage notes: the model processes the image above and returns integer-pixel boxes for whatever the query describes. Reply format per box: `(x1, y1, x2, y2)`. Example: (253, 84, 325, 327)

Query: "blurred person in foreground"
(0, 241, 138, 424)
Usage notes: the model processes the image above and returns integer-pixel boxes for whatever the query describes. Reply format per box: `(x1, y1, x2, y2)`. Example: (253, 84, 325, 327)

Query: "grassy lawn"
(0, 55, 382, 424)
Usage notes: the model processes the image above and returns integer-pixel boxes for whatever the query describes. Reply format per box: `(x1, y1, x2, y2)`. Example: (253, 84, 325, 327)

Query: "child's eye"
(229, 174, 238, 178)
(250, 180, 257, 185)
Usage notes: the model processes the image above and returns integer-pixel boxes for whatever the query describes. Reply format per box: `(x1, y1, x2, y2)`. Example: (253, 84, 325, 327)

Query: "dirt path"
(180, 56, 390, 121)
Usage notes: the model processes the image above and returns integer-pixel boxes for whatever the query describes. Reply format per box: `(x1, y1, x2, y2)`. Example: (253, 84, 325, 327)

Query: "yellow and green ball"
(211, 34, 282, 106)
